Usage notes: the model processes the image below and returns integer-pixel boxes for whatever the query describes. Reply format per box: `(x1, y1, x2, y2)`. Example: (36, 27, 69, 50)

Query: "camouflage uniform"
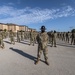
(30, 30, 34, 46)
(24, 31, 27, 40)
(0, 32, 4, 49)
(66, 32, 70, 43)
(71, 32, 75, 45)
(51, 31, 57, 47)
(62, 32, 66, 41)
(36, 32, 49, 60)
(9, 30, 15, 44)
(47, 32, 52, 44)
(33, 31, 37, 44)
(74, 33, 75, 45)
(35, 26, 49, 65)
(17, 31, 21, 42)
(20, 30, 24, 41)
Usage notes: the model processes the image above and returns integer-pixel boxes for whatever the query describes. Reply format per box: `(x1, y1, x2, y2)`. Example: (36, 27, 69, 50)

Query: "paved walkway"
(0, 39, 75, 75)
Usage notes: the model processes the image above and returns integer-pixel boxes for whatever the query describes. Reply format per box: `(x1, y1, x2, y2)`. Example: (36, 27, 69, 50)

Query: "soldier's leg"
(51, 38, 53, 47)
(17, 36, 19, 42)
(37, 50, 42, 59)
(33, 38, 35, 46)
(62, 37, 63, 41)
(66, 37, 68, 43)
(50, 38, 52, 44)
(21, 35, 23, 41)
(35, 49, 42, 65)
(10, 38, 12, 44)
(35, 37, 37, 43)
(1, 40, 4, 49)
(22, 35, 23, 40)
(21, 35, 22, 41)
(34, 37, 36, 44)
(71, 38, 73, 45)
(43, 49, 49, 65)
(68, 38, 69, 43)
(54, 39, 57, 47)
(12, 37, 15, 45)
(30, 38, 33, 45)
(2, 42, 4, 49)
(17, 37, 18, 42)
(19, 37, 20, 42)
(30, 38, 32, 45)
(19, 36, 21, 42)
(74, 39, 75, 45)
(0, 39, 1, 48)
(64, 37, 65, 41)
(48, 37, 51, 44)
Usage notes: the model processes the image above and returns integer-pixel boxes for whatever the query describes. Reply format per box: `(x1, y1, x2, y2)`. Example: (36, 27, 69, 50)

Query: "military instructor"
(35, 26, 49, 65)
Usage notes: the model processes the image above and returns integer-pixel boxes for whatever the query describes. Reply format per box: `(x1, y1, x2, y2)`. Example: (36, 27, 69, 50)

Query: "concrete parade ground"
(0, 38, 75, 75)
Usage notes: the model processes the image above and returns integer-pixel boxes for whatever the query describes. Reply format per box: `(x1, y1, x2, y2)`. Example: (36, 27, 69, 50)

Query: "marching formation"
(0, 26, 75, 66)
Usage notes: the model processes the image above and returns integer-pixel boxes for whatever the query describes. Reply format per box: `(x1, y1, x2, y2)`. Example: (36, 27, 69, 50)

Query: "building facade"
(0, 23, 36, 32)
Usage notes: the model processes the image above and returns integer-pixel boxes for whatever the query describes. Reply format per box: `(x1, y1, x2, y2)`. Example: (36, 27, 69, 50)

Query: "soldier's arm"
(36, 34, 39, 43)
(47, 34, 49, 43)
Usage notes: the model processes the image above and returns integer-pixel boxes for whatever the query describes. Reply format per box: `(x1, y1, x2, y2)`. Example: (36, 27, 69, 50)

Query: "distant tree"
(4, 29, 7, 32)
(71, 29, 75, 33)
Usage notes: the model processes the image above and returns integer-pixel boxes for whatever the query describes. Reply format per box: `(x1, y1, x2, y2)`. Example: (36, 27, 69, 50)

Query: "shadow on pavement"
(57, 43, 75, 48)
(20, 42, 30, 45)
(4, 41, 11, 44)
(9, 47, 45, 64)
(15, 40, 30, 45)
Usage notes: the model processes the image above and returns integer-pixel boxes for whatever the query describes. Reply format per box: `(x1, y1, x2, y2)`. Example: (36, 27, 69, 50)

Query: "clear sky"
(0, 0, 75, 31)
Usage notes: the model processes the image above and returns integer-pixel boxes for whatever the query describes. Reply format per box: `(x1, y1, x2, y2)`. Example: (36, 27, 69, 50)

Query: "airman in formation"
(9, 30, 15, 45)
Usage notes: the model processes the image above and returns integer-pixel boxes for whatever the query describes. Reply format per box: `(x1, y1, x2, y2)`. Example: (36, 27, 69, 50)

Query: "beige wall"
(25, 26, 28, 31)
(16, 25, 19, 32)
(19, 26, 25, 31)
(3, 24, 8, 30)
(0, 24, 8, 30)
(0, 24, 3, 30)
(28, 28, 31, 32)
(0, 23, 36, 32)
(8, 25, 16, 32)
(19, 26, 29, 31)
(8, 25, 20, 32)
(27, 28, 36, 32)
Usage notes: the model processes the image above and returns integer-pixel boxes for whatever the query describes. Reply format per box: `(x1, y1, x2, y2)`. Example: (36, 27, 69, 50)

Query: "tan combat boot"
(1, 46, 4, 49)
(45, 60, 49, 66)
(35, 59, 40, 65)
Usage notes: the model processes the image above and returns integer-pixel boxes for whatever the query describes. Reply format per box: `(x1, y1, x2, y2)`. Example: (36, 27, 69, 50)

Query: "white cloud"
(0, 5, 75, 25)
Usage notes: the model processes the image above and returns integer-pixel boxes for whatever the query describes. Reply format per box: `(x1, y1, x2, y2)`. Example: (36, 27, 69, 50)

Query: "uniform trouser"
(21, 35, 24, 41)
(34, 37, 37, 43)
(66, 37, 69, 43)
(10, 37, 15, 44)
(59, 36, 61, 40)
(0, 39, 4, 47)
(71, 38, 74, 45)
(74, 39, 75, 45)
(30, 38, 34, 45)
(51, 38, 56, 46)
(37, 47, 48, 61)
(24, 35, 27, 39)
(49, 37, 52, 44)
(62, 37, 65, 41)
(17, 37, 20, 42)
